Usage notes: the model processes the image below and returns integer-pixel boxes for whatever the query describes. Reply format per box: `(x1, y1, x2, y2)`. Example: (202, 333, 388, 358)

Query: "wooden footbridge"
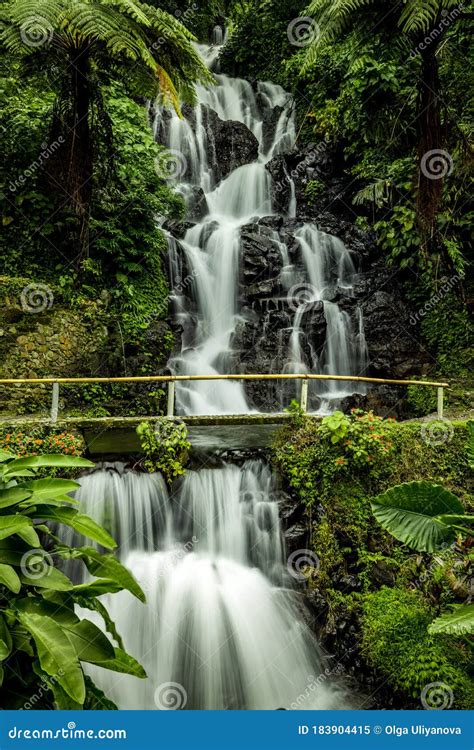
(0, 373, 448, 453)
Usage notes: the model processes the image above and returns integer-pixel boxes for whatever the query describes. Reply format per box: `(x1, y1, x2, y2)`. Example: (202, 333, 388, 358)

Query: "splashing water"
(74, 462, 350, 710)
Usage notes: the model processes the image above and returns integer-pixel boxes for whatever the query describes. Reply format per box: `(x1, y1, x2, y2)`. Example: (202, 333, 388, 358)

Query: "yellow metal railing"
(0, 373, 449, 422)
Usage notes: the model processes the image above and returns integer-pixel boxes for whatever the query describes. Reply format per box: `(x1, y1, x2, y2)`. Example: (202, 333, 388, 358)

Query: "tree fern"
(0, 0, 213, 260)
(1, 0, 212, 109)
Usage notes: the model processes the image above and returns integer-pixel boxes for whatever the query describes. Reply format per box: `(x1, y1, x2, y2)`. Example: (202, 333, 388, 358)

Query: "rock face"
(159, 103, 259, 188)
(165, 103, 426, 417)
(200, 105, 259, 184)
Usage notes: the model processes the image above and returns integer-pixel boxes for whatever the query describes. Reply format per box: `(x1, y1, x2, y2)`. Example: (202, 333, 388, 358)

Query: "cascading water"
(158, 41, 368, 415)
(72, 462, 349, 710)
(71, 36, 369, 712)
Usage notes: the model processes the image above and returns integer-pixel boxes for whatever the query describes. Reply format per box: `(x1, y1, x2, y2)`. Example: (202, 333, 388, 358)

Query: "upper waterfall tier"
(156, 42, 369, 415)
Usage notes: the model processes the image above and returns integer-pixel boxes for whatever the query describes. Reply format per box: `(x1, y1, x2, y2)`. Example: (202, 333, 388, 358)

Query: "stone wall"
(0, 277, 108, 415)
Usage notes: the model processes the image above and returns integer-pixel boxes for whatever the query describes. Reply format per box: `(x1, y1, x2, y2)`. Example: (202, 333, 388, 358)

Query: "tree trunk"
(45, 45, 93, 264)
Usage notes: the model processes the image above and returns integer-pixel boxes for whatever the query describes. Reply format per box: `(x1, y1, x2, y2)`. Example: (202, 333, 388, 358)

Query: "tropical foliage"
(370, 481, 472, 552)
(0, 451, 146, 708)
(136, 418, 190, 483)
(1, 0, 212, 260)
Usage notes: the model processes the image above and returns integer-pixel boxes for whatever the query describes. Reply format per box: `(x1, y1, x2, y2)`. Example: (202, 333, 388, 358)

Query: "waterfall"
(73, 462, 349, 710)
(157, 41, 368, 415)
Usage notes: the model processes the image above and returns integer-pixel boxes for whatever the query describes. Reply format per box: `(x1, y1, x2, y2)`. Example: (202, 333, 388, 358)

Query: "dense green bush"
(362, 588, 473, 708)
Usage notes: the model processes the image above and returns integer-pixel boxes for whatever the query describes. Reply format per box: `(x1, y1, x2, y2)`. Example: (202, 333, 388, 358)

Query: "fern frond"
(353, 179, 391, 208)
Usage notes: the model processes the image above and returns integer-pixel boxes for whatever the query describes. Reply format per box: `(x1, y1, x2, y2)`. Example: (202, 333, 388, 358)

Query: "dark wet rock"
(201, 105, 259, 184)
(185, 187, 208, 222)
(284, 522, 308, 552)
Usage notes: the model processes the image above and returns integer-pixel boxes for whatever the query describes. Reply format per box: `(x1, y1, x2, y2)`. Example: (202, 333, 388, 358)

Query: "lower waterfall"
(72, 462, 350, 710)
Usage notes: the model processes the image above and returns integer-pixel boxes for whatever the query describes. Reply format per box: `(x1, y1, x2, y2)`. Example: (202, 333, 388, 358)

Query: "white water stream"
(71, 37, 364, 711)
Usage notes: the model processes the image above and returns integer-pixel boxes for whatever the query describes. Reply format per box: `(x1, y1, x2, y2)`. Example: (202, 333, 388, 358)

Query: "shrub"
(0, 450, 146, 708)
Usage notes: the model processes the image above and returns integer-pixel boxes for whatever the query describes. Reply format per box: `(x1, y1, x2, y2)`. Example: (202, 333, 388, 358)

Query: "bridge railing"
(0, 373, 449, 422)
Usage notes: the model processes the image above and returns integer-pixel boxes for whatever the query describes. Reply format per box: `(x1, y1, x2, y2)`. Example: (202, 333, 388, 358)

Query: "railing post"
(167, 381, 175, 417)
(300, 378, 309, 413)
(50, 382, 59, 423)
(437, 387, 444, 419)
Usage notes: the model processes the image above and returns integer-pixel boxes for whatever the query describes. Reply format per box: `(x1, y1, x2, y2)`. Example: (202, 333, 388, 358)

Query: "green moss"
(362, 588, 473, 708)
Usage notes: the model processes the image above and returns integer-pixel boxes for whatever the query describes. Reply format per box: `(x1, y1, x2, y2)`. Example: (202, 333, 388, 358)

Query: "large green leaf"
(38, 506, 117, 550)
(16, 609, 85, 704)
(16, 525, 41, 547)
(20, 566, 73, 591)
(4, 455, 94, 474)
(74, 547, 145, 602)
(65, 620, 115, 664)
(371, 481, 464, 552)
(0, 450, 16, 462)
(0, 515, 35, 542)
(0, 487, 31, 509)
(21, 478, 80, 501)
(88, 647, 147, 678)
(428, 604, 474, 636)
(0, 563, 21, 593)
(75, 596, 124, 651)
(72, 579, 124, 597)
(0, 539, 23, 565)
